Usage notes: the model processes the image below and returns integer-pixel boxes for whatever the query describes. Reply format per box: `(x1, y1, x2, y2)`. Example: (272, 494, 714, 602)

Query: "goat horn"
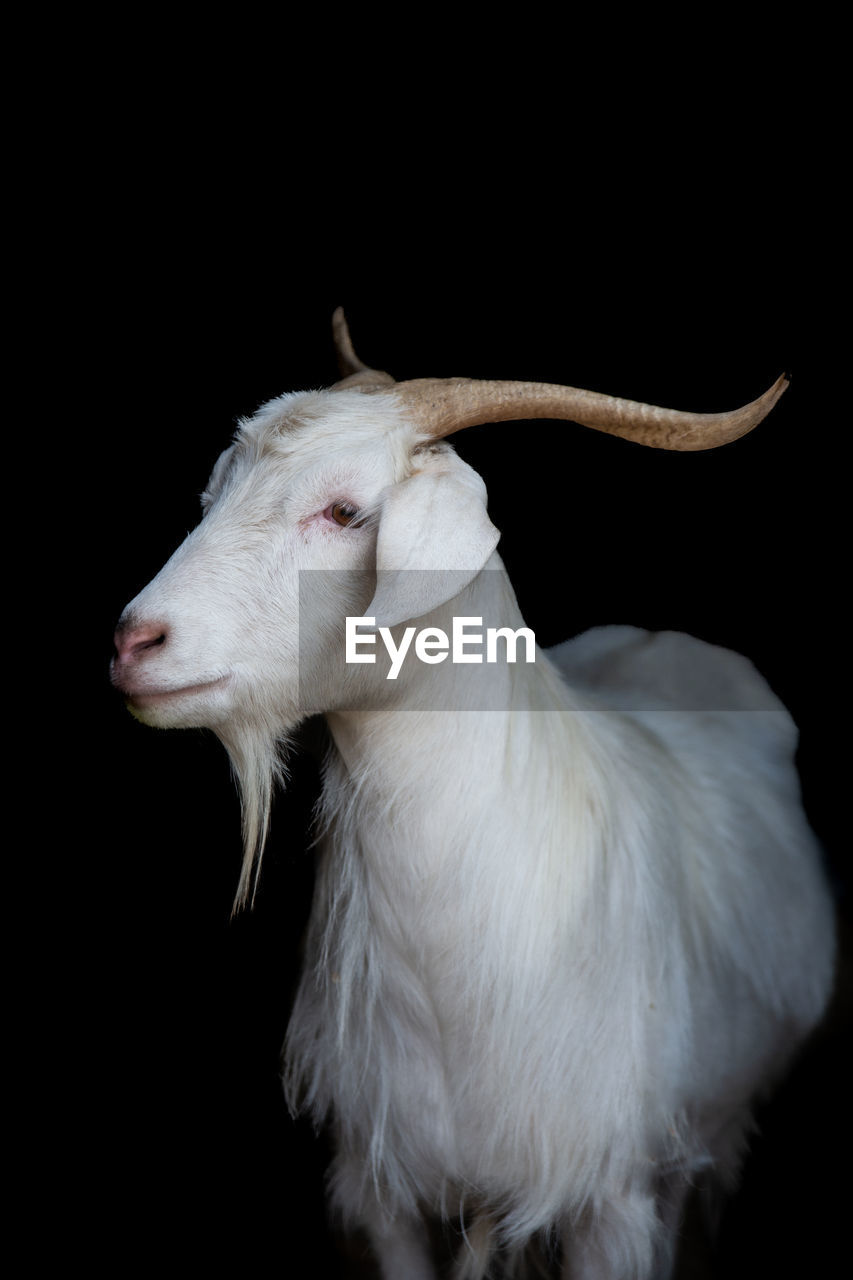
(330, 313, 787, 449)
(393, 372, 789, 451)
(331, 307, 395, 390)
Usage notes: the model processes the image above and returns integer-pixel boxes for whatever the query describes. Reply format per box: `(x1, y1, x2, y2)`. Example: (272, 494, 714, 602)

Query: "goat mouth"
(122, 675, 230, 708)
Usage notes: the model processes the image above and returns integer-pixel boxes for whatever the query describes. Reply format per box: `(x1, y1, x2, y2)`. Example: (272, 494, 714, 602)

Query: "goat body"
(111, 324, 835, 1279)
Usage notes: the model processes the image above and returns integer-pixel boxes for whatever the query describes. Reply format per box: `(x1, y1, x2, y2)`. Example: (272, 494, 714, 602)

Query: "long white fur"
(114, 384, 836, 1279)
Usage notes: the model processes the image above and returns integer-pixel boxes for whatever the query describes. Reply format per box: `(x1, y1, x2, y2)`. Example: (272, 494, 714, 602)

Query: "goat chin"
(122, 676, 232, 726)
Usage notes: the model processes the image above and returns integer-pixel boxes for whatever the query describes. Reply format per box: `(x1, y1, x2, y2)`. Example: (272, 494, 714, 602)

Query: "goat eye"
(327, 500, 361, 527)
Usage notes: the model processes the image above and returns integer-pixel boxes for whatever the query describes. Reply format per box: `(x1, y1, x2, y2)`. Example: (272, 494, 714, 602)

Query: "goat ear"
(366, 470, 500, 629)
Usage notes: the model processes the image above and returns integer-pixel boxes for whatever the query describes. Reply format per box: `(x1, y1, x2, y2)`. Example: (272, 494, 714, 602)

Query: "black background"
(54, 20, 848, 1278)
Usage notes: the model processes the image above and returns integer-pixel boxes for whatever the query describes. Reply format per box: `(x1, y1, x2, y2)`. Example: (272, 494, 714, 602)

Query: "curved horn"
(329, 312, 787, 449)
(393, 372, 789, 452)
(331, 307, 395, 390)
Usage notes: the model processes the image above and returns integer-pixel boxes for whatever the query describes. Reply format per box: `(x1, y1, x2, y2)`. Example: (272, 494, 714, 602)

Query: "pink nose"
(113, 618, 169, 666)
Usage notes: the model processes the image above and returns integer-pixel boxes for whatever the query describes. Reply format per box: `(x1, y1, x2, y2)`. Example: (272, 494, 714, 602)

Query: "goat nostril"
(114, 622, 170, 663)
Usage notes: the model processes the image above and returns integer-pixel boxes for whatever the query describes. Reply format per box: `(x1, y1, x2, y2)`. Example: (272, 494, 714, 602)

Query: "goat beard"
(216, 715, 292, 913)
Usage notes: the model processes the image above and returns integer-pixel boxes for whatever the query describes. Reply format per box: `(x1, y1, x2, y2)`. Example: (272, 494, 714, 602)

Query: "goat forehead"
(200, 390, 466, 520)
(238, 387, 418, 460)
(221, 439, 406, 513)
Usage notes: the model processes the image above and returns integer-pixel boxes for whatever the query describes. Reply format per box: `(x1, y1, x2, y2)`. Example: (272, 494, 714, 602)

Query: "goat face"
(110, 387, 499, 737)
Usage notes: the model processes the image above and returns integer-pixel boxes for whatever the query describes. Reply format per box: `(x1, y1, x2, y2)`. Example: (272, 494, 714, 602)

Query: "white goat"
(111, 312, 835, 1279)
